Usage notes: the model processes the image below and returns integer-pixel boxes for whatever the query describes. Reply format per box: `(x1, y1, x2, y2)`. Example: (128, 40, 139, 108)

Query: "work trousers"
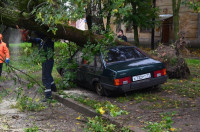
(0, 63, 3, 77)
(42, 59, 55, 98)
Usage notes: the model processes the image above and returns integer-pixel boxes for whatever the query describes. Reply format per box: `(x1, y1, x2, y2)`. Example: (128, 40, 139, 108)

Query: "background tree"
(85, 0, 119, 33)
(114, 0, 159, 46)
(172, 0, 182, 41)
(184, 0, 200, 12)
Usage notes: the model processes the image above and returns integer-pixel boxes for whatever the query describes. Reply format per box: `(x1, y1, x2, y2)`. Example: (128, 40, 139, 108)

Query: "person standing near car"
(117, 29, 128, 42)
(0, 34, 10, 77)
(28, 32, 57, 101)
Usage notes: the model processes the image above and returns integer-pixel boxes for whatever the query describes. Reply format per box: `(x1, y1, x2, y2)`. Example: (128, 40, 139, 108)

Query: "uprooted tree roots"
(153, 32, 190, 79)
(166, 57, 190, 78)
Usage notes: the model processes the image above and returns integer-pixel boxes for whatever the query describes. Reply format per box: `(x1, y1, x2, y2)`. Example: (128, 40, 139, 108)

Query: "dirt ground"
(64, 87, 200, 132)
(0, 79, 86, 132)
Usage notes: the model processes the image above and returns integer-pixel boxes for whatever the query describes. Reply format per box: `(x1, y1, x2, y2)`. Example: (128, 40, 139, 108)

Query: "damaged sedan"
(58, 46, 167, 96)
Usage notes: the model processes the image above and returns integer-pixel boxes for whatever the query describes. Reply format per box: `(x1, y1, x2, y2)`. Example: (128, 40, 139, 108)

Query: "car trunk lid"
(107, 58, 164, 78)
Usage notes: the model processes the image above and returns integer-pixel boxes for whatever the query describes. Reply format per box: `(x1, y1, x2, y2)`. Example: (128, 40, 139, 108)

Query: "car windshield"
(106, 47, 146, 63)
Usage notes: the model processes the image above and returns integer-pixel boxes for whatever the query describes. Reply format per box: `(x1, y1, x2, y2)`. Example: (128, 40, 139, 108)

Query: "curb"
(52, 93, 145, 132)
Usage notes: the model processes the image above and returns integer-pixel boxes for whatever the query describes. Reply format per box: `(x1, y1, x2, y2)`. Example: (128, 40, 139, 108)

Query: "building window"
(140, 27, 152, 33)
(126, 24, 133, 33)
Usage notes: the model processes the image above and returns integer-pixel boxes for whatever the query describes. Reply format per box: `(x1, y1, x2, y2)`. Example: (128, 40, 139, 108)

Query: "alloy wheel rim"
(96, 84, 103, 95)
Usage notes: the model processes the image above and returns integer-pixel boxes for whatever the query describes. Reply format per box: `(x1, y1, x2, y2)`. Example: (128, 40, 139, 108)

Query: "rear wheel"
(95, 82, 104, 96)
(95, 82, 111, 96)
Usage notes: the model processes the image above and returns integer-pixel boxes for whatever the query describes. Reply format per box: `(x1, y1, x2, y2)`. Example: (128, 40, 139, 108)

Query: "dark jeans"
(42, 59, 54, 98)
(0, 63, 3, 77)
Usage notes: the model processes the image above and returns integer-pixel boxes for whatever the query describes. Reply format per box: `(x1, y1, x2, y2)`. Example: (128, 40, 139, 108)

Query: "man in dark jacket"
(29, 32, 57, 101)
(117, 29, 127, 42)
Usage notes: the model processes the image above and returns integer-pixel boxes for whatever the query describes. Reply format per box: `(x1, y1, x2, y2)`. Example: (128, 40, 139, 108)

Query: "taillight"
(114, 77, 131, 86)
(154, 68, 166, 78)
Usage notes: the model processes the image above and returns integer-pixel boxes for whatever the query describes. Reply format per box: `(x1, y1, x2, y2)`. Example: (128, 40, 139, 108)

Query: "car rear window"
(106, 47, 146, 63)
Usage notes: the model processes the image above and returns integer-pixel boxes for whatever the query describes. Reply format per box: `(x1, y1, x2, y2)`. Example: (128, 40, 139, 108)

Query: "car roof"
(108, 45, 136, 49)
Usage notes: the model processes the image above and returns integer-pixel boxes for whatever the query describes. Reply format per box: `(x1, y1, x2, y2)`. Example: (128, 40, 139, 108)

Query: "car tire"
(95, 82, 112, 96)
(95, 82, 105, 96)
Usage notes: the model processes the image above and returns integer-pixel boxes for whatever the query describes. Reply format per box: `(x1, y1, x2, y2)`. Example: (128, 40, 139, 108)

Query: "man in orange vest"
(0, 34, 10, 77)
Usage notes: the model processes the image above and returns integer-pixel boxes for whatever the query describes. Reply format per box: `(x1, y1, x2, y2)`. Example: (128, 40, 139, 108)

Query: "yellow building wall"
(157, 0, 198, 40)
(110, 0, 199, 44)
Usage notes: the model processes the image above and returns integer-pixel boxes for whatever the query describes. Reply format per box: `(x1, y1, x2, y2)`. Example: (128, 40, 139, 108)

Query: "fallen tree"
(0, 6, 131, 47)
(0, 1, 190, 79)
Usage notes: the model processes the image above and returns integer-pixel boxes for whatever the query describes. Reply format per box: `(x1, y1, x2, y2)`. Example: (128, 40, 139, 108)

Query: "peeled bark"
(0, 7, 131, 47)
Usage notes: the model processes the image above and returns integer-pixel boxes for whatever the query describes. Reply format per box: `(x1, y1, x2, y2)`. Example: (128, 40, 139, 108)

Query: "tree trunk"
(131, 2, 139, 46)
(151, 0, 156, 50)
(86, 5, 93, 30)
(0, 7, 131, 47)
(172, 0, 181, 41)
(97, 0, 105, 32)
(106, 12, 111, 32)
(173, 13, 179, 41)
(105, 0, 112, 33)
(133, 25, 139, 46)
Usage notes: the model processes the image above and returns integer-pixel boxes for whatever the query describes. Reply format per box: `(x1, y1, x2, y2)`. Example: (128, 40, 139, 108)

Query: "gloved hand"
(5, 58, 9, 64)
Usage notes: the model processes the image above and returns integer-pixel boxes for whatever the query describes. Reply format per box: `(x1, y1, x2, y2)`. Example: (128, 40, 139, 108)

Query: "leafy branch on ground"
(60, 93, 129, 117)
(145, 112, 178, 132)
(85, 116, 131, 132)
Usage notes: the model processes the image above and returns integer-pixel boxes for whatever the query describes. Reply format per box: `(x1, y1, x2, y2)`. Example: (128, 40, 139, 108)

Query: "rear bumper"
(101, 75, 167, 92)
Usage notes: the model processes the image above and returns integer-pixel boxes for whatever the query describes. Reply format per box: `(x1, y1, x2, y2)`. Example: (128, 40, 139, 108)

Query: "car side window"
(96, 56, 102, 68)
(80, 57, 95, 67)
(73, 51, 83, 65)
(88, 59, 95, 67)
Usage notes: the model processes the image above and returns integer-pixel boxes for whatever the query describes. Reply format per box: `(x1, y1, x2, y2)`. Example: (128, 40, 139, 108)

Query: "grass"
(85, 116, 132, 132)
(7, 43, 40, 72)
(144, 112, 178, 132)
(6, 43, 62, 85)
(140, 100, 190, 110)
(116, 92, 192, 109)
(116, 93, 162, 103)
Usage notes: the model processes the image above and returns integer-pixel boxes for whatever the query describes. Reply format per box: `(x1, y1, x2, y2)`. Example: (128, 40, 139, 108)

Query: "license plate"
(132, 73, 151, 82)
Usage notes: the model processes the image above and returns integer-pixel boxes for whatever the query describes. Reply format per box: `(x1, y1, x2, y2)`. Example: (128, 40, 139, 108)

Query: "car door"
(95, 55, 104, 77)
(74, 52, 96, 88)
(83, 58, 96, 88)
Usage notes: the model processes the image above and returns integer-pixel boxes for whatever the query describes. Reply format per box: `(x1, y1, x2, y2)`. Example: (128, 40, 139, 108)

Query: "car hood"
(106, 58, 164, 78)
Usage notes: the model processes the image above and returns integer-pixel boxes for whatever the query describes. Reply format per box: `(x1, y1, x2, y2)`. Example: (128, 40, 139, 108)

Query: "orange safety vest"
(0, 41, 10, 63)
